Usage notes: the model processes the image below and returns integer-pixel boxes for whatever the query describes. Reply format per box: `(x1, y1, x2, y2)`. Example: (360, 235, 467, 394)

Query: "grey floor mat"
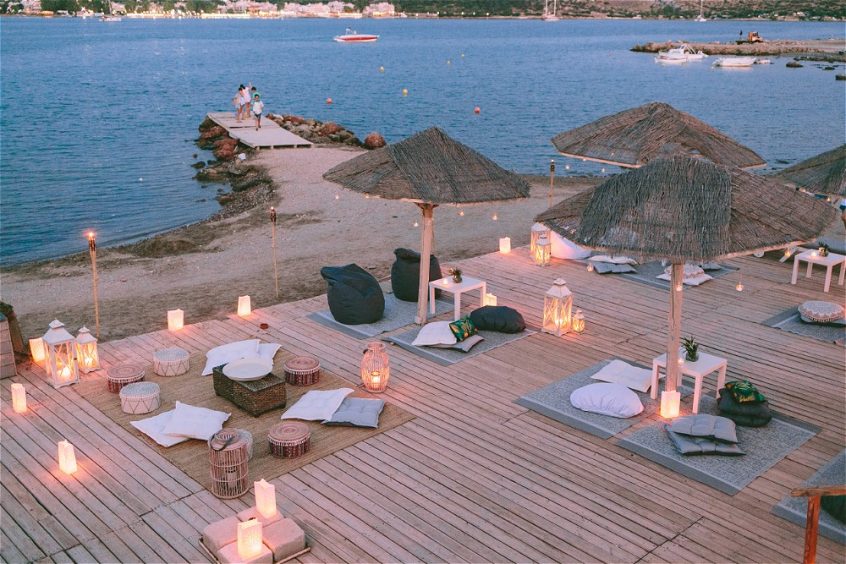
(515, 359, 692, 439)
(386, 327, 535, 366)
(618, 394, 818, 495)
(619, 261, 737, 290)
(772, 450, 846, 544)
(762, 307, 846, 345)
(308, 294, 453, 339)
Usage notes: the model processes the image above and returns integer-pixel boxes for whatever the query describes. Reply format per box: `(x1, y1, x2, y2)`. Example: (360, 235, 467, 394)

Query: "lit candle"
(254, 479, 277, 519)
(370, 371, 381, 386)
(811, 251, 818, 258)
(484, 293, 497, 306)
(58, 440, 78, 474)
(660, 390, 681, 419)
(237, 296, 251, 317)
(587, 263, 594, 272)
(11, 383, 26, 413)
(237, 519, 263, 560)
(167, 309, 184, 331)
(29, 338, 46, 364)
(499, 237, 511, 254)
(60, 364, 72, 380)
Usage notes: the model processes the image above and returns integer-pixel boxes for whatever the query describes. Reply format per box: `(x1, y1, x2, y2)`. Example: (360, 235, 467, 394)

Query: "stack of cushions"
(202, 339, 282, 376)
(588, 255, 638, 274)
(589, 359, 653, 393)
(131, 401, 231, 447)
(570, 383, 644, 418)
(281, 388, 385, 428)
(321, 264, 385, 325)
(717, 380, 772, 427)
(665, 414, 745, 456)
(411, 318, 484, 352)
(469, 306, 526, 333)
(798, 300, 846, 325)
(657, 263, 713, 286)
(391, 248, 443, 302)
(822, 496, 846, 524)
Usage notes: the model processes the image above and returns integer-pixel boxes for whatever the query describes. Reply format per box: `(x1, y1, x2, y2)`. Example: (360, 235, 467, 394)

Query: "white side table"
(791, 249, 846, 293)
(428, 276, 486, 321)
(650, 351, 728, 414)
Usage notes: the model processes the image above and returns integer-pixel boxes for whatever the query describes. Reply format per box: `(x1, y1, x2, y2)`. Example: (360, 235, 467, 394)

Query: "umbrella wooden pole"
(415, 204, 435, 325)
(666, 263, 684, 393)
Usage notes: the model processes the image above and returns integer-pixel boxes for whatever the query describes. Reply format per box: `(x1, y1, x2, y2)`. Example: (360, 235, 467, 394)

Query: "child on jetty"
(252, 94, 264, 130)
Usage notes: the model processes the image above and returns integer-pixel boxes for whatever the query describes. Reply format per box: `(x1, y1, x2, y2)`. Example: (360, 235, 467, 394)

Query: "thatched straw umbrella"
(536, 155, 837, 411)
(552, 102, 766, 170)
(776, 145, 845, 196)
(324, 127, 530, 324)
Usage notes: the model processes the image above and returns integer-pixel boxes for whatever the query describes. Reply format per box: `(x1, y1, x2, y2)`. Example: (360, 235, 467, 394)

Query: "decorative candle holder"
(237, 296, 251, 317)
(499, 237, 511, 254)
(254, 479, 278, 520)
(11, 383, 26, 413)
(361, 342, 390, 393)
(167, 309, 184, 331)
(58, 440, 78, 474)
(29, 337, 46, 364)
(660, 390, 681, 419)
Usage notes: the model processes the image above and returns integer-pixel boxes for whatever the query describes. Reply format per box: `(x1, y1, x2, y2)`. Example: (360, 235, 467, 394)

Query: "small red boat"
(333, 29, 379, 43)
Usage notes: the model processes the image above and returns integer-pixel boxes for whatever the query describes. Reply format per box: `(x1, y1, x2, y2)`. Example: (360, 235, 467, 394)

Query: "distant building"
(21, 0, 41, 13)
(363, 2, 395, 18)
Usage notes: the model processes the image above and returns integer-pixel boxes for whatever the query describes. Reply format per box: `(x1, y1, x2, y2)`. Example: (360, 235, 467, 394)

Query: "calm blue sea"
(1, 17, 844, 265)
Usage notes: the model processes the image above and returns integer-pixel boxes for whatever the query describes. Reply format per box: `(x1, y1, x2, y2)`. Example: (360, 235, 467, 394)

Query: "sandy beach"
(3, 146, 597, 342)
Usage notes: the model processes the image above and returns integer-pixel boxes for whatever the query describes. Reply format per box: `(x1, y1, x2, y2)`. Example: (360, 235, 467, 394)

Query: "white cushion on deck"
(591, 359, 653, 393)
(130, 409, 189, 447)
(570, 383, 644, 419)
(281, 388, 354, 422)
(161, 401, 231, 441)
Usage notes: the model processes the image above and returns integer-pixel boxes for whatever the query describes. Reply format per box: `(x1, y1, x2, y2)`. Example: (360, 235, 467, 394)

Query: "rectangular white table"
(650, 351, 728, 415)
(791, 249, 846, 293)
(428, 276, 486, 321)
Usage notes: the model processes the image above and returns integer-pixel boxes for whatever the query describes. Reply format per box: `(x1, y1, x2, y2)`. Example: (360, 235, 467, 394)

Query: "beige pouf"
(120, 382, 161, 415)
(153, 347, 190, 376)
(799, 300, 845, 323)
(107, 362, 145, 393)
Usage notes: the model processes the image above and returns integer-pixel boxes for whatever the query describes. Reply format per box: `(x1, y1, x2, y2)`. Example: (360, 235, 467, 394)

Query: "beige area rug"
(76, 352, 414, 491)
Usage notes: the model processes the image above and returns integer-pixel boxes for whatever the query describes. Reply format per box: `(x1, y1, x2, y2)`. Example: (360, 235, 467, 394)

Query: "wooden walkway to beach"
(2, 248, 845, 563)
(207, 112, 313, 149)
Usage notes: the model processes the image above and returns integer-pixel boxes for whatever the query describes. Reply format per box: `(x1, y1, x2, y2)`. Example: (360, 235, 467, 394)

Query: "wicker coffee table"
(212, 365, 286, 416)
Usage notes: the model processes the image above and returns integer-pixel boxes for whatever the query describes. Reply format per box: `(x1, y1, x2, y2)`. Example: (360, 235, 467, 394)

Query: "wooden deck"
(2, 248, 845, 563)
(207, 112, 313, 149)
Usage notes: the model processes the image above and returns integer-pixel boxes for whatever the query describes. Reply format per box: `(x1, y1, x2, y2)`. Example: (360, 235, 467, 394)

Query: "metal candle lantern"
(542, 279, 573, 336)
(572, 309, 585, 334)
(43, 320, 79, 388)
(530, 223, 550, 256)
(533, 235, 552, 267)
(361, 342, 390, 393)
(75, 326, 100, 373)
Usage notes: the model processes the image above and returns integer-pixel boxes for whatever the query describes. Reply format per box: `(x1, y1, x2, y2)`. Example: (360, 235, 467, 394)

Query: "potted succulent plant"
(818, 242, 830, 257)
(450, 268, 463, 283)
(681, 336, 699, 362)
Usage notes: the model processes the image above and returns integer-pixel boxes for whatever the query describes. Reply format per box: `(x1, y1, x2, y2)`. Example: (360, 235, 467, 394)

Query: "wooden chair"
(790, 485, 846, 564)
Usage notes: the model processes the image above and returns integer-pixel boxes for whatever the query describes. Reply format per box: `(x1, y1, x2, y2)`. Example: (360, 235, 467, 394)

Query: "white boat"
(543, 0, 559, 21)
(695, 0, 707, 21)
(333, 29, 379, 43)
(712, 56, 758, 68)
(655, 44, 708, 64)
(101, 15, 122, 21)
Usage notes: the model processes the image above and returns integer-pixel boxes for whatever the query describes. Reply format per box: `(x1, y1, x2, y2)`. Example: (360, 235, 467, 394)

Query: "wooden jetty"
(2, 248, 844, 563)
(207, 112, 313, 149)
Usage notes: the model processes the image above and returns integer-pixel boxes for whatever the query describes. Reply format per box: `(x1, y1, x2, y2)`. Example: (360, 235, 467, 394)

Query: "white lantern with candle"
(11, 383, 26, 413)
(237, 296, 252, 317)
(43, 320, 79, 388)
(361, 342, 390, 393)
(254, 479, 277, 519)
(237, 519, 263, 560)
(498, 236, 511, 254)
(572, 309, 585, 334)
(58, 440, 78, 474)
(542, 279, 573, 336)
(29, 337, 46, 365)
(533, 235, 552, 267)
(167, 309, 184, 331)
(530, 223, 551, 256)
(75, 327, 100, 373)
(660, 390, 681, 419)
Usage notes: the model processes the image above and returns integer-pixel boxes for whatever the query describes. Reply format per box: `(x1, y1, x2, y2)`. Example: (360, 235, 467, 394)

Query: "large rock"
(319, 122, 343, 136)
(364, 132, 386, 149)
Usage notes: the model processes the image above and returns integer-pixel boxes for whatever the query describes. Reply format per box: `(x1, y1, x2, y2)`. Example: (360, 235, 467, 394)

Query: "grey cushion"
(429, 334, 484, 352)
(665, 426, 746, 456)
(799, 313, 846, 326)
(324, 398, 385, 428)
(469, 306, 526, 333)
(593, 262, 637, 274)
(821, 495, 846, 524)
(717, 389, 772, 427)
(668, 414, 739, 443)
(699, 262, 724, 271)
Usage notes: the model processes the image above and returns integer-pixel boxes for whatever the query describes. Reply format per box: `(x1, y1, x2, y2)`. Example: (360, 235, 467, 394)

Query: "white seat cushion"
(570, 383, 644, 419)
(411, 321, 457, 347)
(281, 388, 354, 422)
(550, 231, 591, 260)
(130, 410, 189, 447)
(202, 339, 261, 376)
(589, 255, 637, 265)
(656, 272, 713, 286)
(591, 360, 653, 393)
(161, 401, 231, 440)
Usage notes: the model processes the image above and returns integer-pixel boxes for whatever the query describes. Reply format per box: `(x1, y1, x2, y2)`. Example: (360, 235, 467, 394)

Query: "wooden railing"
(790, 485, 846, 564)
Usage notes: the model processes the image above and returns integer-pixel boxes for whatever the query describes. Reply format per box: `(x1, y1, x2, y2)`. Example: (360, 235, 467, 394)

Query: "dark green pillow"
(448, 317, 477, 342)
(821, 495, 846, 524)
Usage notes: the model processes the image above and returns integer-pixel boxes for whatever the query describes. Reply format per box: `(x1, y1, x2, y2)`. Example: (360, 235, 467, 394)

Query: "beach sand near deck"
(3, 146, 597, 342)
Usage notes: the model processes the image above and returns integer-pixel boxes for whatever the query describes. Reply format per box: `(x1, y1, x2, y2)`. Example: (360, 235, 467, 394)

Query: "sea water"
(1, 17, 843, 265)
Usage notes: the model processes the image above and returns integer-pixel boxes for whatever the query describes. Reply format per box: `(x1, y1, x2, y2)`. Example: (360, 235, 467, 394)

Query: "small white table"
(650, 351, 727, 415)
(429, 276, 486, 321)
(791, 249, 846, 293)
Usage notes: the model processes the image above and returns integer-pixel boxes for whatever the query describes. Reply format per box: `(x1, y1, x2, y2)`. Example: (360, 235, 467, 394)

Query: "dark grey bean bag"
(321, 264, 385, 325)
(391, 248, 443, 302)
(822, 495, 846, 524)
(717, 388, 773, 427)
(470, 306, 526, 333)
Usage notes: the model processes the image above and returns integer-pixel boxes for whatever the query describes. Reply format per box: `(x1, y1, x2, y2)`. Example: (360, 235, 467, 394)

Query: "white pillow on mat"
(130, 410, 189, 448)
(550, 231, 591, 260)
(202, 339, 261, 375)
(570, 383, 644, 419)
(162, 401, 231, 440)
(656, 273, 713, 286)
(258, 342, 282, 362)
(281, 388, 354, 422)
(591, 359, 653, 393)
(589, 255, 637, 265)
(412, 322, 457, 347)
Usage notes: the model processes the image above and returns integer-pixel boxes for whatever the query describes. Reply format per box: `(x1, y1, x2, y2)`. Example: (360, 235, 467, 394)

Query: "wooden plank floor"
(207, 112, 313, 149)
(3, 248, 845, 563)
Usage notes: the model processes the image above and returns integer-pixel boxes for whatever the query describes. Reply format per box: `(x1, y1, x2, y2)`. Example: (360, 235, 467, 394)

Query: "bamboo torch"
(548, 159, 555, 209)
(87, 231, 100, 338)
(270, 207, 280, 298)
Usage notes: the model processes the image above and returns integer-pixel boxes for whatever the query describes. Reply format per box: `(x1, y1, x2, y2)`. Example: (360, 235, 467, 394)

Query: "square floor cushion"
(665, 427, 746, 456)
(668, 414, 739, 443)
(570, 383, 644, 419)
(281, 388, 354, 421)
(412, 321, 457, 347)
(469, 306, 526, 333)
(161, 401, 231, 441)
(324, 397, 385, 428)
(130, 410, 189, 448)
(717, 389, 772, 427)
(590, 359, 653, 393)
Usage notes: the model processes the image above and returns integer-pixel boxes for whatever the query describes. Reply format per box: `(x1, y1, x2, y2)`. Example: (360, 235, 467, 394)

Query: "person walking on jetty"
(241, 82, 253, 119)
(233, 84, 246, 121)
(252, 93, 264, 130)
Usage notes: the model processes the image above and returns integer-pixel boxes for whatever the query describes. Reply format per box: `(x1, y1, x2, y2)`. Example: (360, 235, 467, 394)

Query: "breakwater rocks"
(266, 114, 387, 150)
(632, 39, 845, 61)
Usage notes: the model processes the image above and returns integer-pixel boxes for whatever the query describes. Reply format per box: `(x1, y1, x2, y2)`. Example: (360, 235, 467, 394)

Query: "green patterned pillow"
(449, 316, 477, 342)
(725, 380, 766, 404)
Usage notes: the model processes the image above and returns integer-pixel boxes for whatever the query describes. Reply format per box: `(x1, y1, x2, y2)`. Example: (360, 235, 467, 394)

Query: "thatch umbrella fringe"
(776, 145, 846, 196)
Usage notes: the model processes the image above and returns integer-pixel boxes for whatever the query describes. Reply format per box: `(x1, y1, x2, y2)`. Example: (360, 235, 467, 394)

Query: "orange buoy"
(402, 88, 408, 97)
(473, 106, 481, 114)
(326, 97, 333, 105)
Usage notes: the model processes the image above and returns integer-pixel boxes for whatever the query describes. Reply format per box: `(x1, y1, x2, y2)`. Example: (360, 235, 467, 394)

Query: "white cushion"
(656, 272, 713, 286)
(258, 342, 282, 362)
(281, 388, 354, 422)
(411, 321, 457, 347)
(570, 383, 644, 419)
(130, 410, 189, 447)
(202, 339, 261, 375)
(550, 231, 591, 260)
(161, 401, 231, 440)
(590, 360, 653, 393)
(589, 255, 637, 265)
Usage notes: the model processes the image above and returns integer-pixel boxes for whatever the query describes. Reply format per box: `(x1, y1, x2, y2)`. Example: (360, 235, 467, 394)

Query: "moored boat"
(712, 56, 758, 68)
(334, 29, 379, 43)
(655, 44, 708, 64)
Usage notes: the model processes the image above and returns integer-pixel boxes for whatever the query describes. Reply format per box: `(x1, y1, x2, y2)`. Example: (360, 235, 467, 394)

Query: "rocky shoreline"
(632, 38, 846, 61)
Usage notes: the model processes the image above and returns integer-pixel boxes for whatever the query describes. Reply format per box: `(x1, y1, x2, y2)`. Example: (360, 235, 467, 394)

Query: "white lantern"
(660, 390, 681, 418)
(572, 309, 585, 334)
(542, 279, 573, 336)
(167, 309, 184, 331)
(43, 320, 79, 388)
(75, 327, 100, 373)
(237, 296, 251, 317)
(530, 223, 551, 256)
(11, 383, 26, 413)
(533, 235, 552, 267)
(483, 293, 498, 306)
(254, 479, 277, 519)
(58, 440, 78, 474)
(237, 519, 263, 560)
(499, 236, 511, 254)
(29, 337, 46, 364)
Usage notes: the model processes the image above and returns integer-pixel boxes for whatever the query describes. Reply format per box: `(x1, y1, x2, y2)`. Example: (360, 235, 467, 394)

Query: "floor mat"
(386, 327, 535, 366)
(762, 307, 845, 346)
(619, 261, 737, 290)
